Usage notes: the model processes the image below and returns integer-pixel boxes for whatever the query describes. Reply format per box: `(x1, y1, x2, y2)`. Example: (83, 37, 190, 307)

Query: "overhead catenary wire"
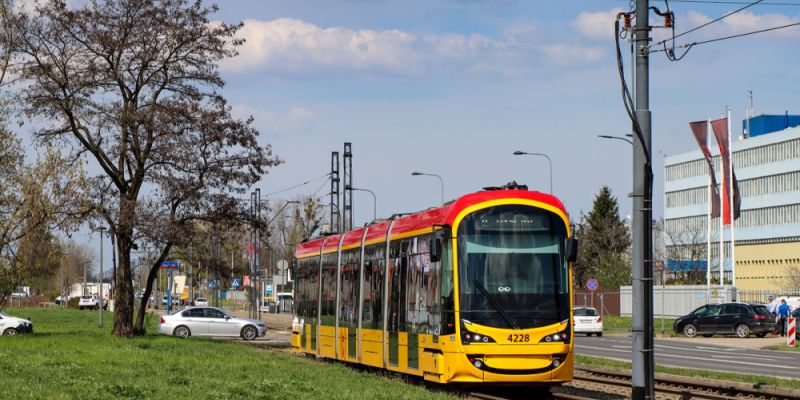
(265, 172, 331, 197)
(651, 19, 800, 51)
(652, 0, 765, 50)
(667, 0, 800, 5)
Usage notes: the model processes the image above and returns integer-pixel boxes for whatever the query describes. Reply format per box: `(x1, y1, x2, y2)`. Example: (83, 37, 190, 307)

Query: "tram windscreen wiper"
(472, 279, 519, 330)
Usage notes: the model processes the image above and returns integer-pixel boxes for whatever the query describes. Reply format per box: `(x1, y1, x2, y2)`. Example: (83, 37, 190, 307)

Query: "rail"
(468, 365, 800, 400)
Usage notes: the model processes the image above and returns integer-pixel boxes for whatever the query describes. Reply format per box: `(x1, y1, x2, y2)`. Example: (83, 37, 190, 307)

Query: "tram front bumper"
(444, 345, 573, 384)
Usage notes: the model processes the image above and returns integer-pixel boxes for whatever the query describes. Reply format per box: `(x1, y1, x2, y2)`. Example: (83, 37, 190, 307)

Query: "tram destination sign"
(475, 211, 550, 232)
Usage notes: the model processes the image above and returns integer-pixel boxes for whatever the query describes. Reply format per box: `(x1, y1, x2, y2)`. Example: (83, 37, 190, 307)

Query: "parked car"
(158, 306, 266, 340)
(573, 306, 603, 337)
(161, 295, 181, 306)
(673, 303, 774, 338)
(194, 298, 209, 306)
(0, 311, 33, 335)
(78, 295, 107, 310)
(54, 295, 69, 305)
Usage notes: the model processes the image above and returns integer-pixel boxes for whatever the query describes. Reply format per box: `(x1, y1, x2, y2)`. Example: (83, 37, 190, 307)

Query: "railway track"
(469, 365, 800, 400)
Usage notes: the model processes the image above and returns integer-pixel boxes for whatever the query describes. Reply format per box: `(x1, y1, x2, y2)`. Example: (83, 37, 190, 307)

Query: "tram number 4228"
(507, 334, 530, 343)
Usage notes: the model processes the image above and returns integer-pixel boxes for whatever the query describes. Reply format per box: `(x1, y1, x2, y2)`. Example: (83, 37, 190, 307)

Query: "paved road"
(575, 335, 800, 379)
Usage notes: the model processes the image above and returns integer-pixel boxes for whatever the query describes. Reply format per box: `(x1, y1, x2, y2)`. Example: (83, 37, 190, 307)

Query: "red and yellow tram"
(291, 184, 577, 385)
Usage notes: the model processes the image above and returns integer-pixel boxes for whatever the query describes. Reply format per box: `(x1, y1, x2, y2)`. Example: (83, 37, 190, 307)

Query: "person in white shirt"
(768, 295, 780, 335)
(768, 295, 779, 315)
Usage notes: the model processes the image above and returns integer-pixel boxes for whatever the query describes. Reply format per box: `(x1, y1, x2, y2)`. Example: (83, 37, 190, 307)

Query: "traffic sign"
(231, 278, 240, 288)
(277, 260, 288, 271)
(159, 261, 179, 269)
(208, 280, 217, 289)
(586, 278, 600, 292)
(265, 284, 273, 295)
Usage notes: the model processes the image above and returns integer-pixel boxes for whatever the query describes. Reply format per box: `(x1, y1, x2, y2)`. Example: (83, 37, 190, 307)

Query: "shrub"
(67, 297, 79, 308)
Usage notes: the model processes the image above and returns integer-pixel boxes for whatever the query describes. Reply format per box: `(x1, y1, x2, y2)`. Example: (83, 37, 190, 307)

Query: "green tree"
(13, 0, 279, 336)
(574, 186, 631, 290)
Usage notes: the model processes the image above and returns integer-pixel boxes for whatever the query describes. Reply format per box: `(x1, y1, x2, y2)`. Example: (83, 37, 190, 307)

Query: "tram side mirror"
(566, 238, 579, 263)
(430, 237, 443, 263)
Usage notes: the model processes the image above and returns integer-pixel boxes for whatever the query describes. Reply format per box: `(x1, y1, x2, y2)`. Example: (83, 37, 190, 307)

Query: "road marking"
(710, 354, 782, 361)
(575, 345, 630, 353)
(653, 343, 794, 359)
(578, 345, 785, 368)
(656, 352, 783, 368)
(695, 346, 744, 352)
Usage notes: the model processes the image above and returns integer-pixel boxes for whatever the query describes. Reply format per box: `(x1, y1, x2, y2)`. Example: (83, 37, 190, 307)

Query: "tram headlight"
(539, 329, 570, 344)
(460, 323, 496, 344)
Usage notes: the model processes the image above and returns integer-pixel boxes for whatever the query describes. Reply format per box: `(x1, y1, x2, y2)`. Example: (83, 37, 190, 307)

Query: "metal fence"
(620, 285, 738, 317)
(738, 288, 800, 309)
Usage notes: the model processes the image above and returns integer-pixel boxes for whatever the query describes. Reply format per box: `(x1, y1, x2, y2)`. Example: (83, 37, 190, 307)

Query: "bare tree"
(665, 225, 707, 284)
(13, 0, 278, 336)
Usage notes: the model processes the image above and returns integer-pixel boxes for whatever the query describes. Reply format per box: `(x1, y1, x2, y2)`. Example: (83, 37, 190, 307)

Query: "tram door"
(388, 243, 408, 367)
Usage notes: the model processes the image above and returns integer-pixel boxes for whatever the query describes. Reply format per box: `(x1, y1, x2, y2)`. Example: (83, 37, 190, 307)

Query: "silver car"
(158, 307, 266, 340)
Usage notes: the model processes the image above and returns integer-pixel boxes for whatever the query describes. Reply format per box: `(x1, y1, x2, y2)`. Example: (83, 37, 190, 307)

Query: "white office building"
(664, 121, 800, 291)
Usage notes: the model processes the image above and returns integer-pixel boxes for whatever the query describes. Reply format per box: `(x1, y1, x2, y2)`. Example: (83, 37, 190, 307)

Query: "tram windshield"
(457, 205, 570, 330)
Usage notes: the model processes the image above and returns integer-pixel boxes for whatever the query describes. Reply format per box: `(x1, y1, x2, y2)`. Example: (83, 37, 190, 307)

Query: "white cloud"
(572, 8, 625, 41)
(222, 18, 606, 77)
(232, 104, 316, 135)
(224, 18, 428, 76)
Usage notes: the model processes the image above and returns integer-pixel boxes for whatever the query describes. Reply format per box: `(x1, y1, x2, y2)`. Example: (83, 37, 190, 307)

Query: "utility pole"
(98, 226, 106, 328)
(632, 1, 655, 399)
(255, 188, 262, 320)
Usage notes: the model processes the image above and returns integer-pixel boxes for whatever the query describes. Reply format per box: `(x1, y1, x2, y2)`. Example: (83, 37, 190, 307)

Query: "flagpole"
(706, 119, 712, 295)
(728, 109, 736, 288)
(719, 141, 724, 288)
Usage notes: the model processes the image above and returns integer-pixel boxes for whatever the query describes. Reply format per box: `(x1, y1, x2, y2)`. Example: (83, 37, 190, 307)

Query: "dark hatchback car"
(673, 303, 775, 338)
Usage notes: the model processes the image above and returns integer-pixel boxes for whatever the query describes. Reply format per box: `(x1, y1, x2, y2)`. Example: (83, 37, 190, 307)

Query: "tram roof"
(295, 188, 566, 258)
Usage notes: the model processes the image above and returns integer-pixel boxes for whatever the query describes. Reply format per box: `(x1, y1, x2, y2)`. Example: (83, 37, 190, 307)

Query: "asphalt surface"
(182, 310, 800, 380)
(574, 334, 800, 379)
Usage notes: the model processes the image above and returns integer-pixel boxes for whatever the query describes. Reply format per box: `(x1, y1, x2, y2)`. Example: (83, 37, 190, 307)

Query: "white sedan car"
(158, 306, 266, 340)
(0, 311, 33, 335)
(194, 298, 209, 306)
(574, 306, 603, 337)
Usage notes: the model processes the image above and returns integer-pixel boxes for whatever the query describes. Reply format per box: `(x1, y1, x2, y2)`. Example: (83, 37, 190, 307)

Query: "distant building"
(664, 116, 800, 291)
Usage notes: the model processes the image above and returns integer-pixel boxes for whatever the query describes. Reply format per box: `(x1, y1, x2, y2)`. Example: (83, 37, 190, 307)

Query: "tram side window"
(389, 241, 408, 333)
(401, 235, 442, 336)
(338, 249, 360, 327)
(406, 239, 419, 334)
(321, 253, 337, 325)
(298, 256, 320, 322)
(362, 244, 385, 330)
(439, 236, 455, 335)
(420, 235, 441, 335)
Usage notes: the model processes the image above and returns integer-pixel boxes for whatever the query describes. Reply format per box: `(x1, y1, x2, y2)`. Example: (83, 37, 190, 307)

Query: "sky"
(210, 0, 800, 226)
(39, 0, 800, 270)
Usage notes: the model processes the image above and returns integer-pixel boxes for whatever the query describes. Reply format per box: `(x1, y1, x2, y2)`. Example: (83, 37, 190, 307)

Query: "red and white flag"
(710, 117, 741, 225)
(689, 120, 721, 218)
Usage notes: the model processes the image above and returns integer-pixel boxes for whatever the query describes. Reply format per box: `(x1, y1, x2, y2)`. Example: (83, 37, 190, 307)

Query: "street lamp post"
(598, 134, 634, 145)
(350, 187, 377, 222)
(411, 171, 445, 205)
(512, 151, 553, 194)
(98, 226, 106, 328)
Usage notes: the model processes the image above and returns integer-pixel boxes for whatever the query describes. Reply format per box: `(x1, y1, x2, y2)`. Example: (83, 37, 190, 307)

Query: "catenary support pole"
(632, 1, 655, 399)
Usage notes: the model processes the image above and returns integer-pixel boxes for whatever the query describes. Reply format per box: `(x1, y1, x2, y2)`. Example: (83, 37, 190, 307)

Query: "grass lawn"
(0, 307, 455, 400)
(600, 315, 678, 336)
